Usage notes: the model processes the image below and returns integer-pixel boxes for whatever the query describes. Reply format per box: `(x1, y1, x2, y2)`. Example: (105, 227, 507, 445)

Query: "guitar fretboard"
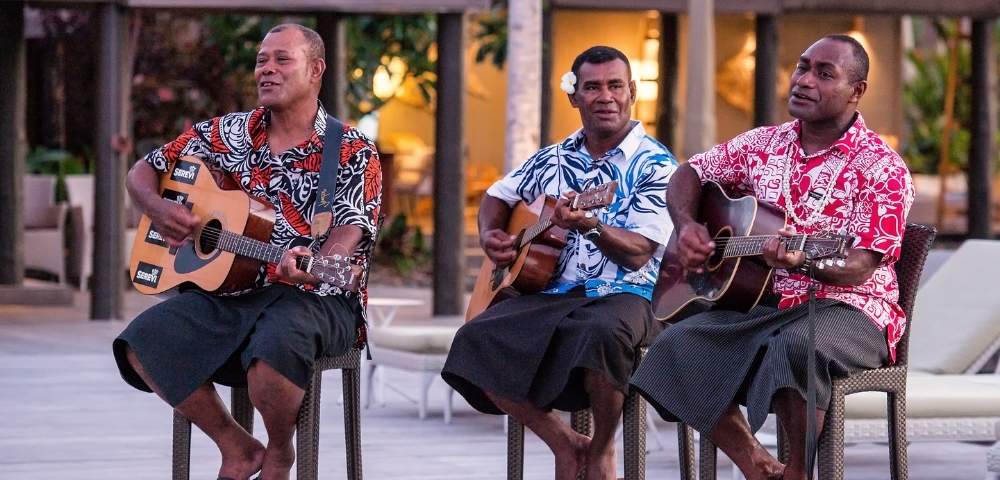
(716, 234, 839, 258)
(202, 226, 309, 269)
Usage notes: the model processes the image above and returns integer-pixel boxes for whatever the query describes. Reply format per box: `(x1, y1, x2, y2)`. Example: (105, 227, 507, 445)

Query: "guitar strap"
(311, 115, 344, 240)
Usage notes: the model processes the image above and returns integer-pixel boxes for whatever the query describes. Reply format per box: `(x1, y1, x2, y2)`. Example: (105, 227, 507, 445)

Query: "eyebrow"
(798, 56, 837, 70)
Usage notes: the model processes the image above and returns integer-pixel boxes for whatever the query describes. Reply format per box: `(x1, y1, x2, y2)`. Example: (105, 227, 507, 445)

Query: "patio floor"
(0, 286, 991, 480)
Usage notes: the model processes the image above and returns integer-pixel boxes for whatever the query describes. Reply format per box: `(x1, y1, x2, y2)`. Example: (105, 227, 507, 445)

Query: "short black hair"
(822, 34, 869, 84)
(267, 23, 325, 62)
(570, 45, 632, 84)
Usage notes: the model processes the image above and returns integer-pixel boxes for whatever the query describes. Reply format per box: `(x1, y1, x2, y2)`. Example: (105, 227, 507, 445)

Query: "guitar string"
(184, 226, 353, 279)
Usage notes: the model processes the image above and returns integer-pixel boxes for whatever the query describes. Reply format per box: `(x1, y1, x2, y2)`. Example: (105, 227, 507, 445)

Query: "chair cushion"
(910, 240, 1000, 374)
(370, 325, 460, 354)
(845, 374, 1000, 419)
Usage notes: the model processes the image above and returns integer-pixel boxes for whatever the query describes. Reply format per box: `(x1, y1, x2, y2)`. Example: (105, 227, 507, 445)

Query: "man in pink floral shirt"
(631, 35, 913, 480)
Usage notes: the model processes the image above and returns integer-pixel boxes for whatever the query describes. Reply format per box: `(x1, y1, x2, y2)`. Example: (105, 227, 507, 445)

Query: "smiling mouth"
(259, 81, 280, 88)
(791, 92, 814, 102)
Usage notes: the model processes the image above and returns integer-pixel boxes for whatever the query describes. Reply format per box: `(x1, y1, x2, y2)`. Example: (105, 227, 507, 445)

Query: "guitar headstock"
(301, 254, 360, 291)
(571, 180, 618, 211)
(803, 232, 855, 262)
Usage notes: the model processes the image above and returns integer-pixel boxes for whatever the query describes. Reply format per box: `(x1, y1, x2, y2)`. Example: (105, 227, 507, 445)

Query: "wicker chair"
(697, 223, 937, 480)
(505, 349, 697, 480)
(171, 348, 363, 480)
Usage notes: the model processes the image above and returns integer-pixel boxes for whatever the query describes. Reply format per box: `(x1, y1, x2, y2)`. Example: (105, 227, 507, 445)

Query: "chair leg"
(172, 410, 192, 480)
(623, 391, 646, 480)
(676, 423, 696, 480)
(296, 369, 323, 480)
(231, 387, 254, 435)
(444, 386, 454, 424)
(698, 432, 718, 480)
(571, 409, 593, 436)
(817, 388, 846, 480)
(343, 365, 364, 480)
(419, 371, 435, 420)
(507, 416, 525, 480)
(887, 390, 909, 480)
(776, 419, 790, 465)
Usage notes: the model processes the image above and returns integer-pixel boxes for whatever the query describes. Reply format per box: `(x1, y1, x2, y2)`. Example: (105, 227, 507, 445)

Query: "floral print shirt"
(688, 113, 914, 361)
(487, 121, 678, 300)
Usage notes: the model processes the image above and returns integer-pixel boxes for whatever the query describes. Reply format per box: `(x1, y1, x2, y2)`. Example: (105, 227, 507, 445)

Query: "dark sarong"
(441, 291, 662, 415)
(113, 284, 360, 407)
(630, 299, 887, 434)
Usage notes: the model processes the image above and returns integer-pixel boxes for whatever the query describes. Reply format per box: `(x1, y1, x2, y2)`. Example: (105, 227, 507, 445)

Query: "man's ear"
(850, 80, 867, 104)
(311, 57, 327, 82)
(628, 79, 637, 105)
(567, 92, 579, 109)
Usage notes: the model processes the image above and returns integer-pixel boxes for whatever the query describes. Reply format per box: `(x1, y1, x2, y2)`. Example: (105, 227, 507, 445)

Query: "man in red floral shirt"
(113, 24, 381, 480)
(631, 35, 913, 480)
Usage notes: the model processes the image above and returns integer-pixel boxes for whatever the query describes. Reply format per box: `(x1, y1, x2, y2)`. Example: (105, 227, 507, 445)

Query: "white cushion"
(909, 240, 1000, 374)
(370, 325, 460, 354)
(845, 374, 1000, 419)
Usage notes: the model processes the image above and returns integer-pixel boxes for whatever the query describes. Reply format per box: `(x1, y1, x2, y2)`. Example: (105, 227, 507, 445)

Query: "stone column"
(753, 14, 778, 127)
(656, 12, 679, 148)
(504, 0, 542, 171)
(0, 2, 26, 286)
(968, 17, 997, 239)
(92, 2, 129, 320)
(433, 13, 466, 315)
(317, 13, 348, 121)
(683, 0, 716, 158)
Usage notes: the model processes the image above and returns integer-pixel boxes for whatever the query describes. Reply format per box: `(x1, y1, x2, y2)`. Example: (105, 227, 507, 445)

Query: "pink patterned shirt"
(688, 113, 914, 362)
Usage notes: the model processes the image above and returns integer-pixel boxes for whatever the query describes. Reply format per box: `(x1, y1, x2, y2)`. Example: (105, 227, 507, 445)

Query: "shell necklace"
(780, 138, 850, 229)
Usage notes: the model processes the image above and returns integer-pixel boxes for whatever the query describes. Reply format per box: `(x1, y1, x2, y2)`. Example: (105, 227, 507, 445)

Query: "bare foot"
(584, 445, 616, 480)
(749, 445, 785, 480)
(218, 437, 265, 480)
(554, 430, 590, 480)
(259, 443, 296, 480)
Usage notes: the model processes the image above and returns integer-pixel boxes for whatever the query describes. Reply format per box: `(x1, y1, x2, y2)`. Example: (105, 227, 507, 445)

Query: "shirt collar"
(256, 101, 329, 152)
(565, 120, 646, 162)
(785, 111, 865, 159)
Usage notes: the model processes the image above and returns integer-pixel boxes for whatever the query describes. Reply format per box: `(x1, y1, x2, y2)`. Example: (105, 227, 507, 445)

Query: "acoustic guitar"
(464, 181, 618, 321)
(128, 156, 357, 295)
(651, 180, 852, 322)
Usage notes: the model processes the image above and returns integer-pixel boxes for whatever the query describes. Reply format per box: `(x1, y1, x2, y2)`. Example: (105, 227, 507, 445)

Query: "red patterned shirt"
(143, 103, 382, 309)
(688, 113, 914, 362)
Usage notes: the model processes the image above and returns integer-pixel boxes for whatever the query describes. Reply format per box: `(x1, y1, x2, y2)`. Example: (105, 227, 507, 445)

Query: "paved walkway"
(0, 286, 990, 479)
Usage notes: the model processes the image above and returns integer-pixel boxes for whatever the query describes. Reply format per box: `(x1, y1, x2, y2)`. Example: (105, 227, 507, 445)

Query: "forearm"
(125, 161, 165, 215)
(592, 227, 658, 270)
(666, 164, 703, 227)
(805, 248, 882, 286)
(318, 225, 363, 257)
(478, 195, 513, 244)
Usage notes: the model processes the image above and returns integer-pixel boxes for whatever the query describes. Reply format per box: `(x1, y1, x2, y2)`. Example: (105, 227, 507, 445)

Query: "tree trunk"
(504, 0, 542, 171)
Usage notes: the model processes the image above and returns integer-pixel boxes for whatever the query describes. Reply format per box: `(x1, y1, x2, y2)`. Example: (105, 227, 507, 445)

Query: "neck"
(798, 111, 856, 155)
(268, 97, 319, 138)
(584, 121, 634, 160)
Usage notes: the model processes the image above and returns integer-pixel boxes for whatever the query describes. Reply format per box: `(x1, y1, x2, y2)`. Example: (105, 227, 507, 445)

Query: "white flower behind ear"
(560, 71, 577, 95)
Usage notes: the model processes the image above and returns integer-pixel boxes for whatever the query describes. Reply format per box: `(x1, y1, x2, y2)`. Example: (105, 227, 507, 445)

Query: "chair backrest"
(891, 223, 937, 367)
(909, 238, 1000, 374)
(23, 175, 58, 228)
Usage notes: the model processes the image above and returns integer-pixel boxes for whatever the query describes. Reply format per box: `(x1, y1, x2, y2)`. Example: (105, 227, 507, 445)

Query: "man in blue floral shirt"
(443, 46, 676, 480)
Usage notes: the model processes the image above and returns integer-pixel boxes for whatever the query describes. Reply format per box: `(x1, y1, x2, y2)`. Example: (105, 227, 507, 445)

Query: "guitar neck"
(717, 234, 811, 258)
(210, 227, 288, 264)
(520, 217, 553, 248)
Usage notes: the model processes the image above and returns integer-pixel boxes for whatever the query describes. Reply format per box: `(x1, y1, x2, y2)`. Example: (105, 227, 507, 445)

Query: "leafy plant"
(26, 147, 88, 201)
(375, 213, 431, 277)
(474, 1, 508, 69)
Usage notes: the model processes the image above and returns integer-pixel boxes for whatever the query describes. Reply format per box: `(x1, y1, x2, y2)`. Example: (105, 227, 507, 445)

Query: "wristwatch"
(582, 221, 604, 242)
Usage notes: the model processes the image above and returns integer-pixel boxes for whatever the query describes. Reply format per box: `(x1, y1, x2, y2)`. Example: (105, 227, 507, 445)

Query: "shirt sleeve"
(847, 153, 914, 263)
(332, 128, 382, 240)
(623, 153, 677, 247)
(687, 128, 760, 192)
(142, 120, 213, 173)
(485, 146, 553, 206)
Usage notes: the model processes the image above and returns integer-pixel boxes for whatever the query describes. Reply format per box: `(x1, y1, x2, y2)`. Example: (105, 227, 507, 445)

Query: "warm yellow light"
(372, 57, 408, 100)
(637, 80, 658, 102)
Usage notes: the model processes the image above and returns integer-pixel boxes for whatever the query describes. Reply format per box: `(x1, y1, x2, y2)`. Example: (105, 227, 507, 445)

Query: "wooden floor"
(0, 287, 992, 480)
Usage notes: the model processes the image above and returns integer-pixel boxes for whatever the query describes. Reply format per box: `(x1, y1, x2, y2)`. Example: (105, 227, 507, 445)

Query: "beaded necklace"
(780, 136, 850, 229)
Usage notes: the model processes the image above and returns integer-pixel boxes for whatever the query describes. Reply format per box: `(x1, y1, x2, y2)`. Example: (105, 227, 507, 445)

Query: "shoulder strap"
(312, 115, 344, 237)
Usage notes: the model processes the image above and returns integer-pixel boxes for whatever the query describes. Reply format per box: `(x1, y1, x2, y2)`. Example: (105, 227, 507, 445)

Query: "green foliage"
(474, 1, 508, 69)
(26, 147, 88, 202)
(375, 213, 431, 276)
(902, 20, 973, 175)
(345, 15, 438, 118)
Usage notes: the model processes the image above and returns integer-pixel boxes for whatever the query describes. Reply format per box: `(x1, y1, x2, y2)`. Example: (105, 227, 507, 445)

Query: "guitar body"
(651, 181, 786, 322)
(465, 195, 569, 321)
(128, 156, 275, 295)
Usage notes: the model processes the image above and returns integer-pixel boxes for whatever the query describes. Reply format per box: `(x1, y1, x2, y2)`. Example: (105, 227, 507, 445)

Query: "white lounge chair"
(23, 174, 70, 284)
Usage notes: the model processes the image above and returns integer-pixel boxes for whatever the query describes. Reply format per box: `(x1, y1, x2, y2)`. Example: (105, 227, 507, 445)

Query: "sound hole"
(198, 218, 222, 254)
(706, 226, 732, 270)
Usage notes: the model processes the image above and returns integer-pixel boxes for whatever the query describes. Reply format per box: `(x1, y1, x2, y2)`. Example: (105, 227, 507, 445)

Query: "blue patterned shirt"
(486, 121, 677, 300)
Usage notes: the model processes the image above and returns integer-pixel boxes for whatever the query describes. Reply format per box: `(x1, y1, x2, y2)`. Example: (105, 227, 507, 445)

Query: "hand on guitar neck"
(761, 226, 807, 270)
